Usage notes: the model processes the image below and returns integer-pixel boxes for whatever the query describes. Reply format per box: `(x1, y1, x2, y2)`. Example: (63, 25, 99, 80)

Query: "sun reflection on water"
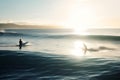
(73, 28, 89, 35)
(70, 40, 85, 57)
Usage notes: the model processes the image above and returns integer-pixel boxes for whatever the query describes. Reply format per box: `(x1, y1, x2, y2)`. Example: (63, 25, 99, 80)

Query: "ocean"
(0, 29, 120, 80)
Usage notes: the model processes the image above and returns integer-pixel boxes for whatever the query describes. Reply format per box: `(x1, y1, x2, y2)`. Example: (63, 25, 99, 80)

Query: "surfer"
(83, 43, 87, 54)
(19, 39, 23, 49)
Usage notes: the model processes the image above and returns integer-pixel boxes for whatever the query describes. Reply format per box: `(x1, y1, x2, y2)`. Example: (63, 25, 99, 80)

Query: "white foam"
(0, 29, 5, 32)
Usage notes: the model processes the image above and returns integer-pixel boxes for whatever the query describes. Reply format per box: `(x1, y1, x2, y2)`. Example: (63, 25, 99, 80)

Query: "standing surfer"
(19, 39, 23, 49)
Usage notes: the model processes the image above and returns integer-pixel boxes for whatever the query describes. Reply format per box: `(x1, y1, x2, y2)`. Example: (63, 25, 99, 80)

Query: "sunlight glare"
(73, 27, 89, 35)
(71, 40, 85, 57)
(63, 0, 97, 30)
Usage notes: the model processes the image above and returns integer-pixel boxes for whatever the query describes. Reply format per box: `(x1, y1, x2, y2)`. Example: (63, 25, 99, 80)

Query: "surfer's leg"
(19, 45, 22, 49)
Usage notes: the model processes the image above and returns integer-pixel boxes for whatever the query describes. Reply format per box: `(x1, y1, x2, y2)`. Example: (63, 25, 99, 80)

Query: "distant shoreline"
(0, 23, 120, 29)
(0, 23, 64, 29)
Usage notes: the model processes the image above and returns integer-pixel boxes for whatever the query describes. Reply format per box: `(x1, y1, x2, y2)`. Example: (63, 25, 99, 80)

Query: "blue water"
(0, 29, 120, 80)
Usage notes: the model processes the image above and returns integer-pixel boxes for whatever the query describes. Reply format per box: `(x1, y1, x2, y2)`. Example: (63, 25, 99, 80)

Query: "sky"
(0, 0, 120, 29)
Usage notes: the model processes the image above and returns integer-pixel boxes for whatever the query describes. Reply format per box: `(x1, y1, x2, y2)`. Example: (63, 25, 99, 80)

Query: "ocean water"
(0, 29, 120, 80)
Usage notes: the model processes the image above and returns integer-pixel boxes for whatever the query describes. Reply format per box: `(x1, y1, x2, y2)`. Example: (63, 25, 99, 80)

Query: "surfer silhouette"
(83, 43, 87, 54)
(19, 39, 23, 49)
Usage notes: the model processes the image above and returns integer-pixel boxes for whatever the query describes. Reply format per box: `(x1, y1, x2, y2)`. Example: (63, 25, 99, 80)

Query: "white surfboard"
(22, 42, 29, 46)
(16, 41, 30, 47)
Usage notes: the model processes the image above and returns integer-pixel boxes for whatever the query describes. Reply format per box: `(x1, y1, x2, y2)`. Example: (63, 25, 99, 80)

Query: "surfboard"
(22, 42, 29, 46)
(0, 42, 30, 47)
(16, 41, 30, 47)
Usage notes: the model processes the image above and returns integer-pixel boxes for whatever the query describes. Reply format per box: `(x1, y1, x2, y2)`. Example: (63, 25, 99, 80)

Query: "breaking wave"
(0, 30, 120, 41)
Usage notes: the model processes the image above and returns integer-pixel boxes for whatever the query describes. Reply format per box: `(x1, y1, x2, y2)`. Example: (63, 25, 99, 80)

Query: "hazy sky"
(0, 0, 120, 28)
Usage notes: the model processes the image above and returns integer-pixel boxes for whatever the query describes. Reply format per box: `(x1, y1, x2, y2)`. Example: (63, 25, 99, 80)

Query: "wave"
(0, 30, 120, 41)
(43, 34, 120, 41)
(0, 30, 29, 37)
(0, 29, 5, 32)
(0, 50, 120, 80)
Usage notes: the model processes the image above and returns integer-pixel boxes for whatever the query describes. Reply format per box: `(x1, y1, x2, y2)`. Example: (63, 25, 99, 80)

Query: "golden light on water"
(71, 40, 85, 57)
(73, 27, 89, 35)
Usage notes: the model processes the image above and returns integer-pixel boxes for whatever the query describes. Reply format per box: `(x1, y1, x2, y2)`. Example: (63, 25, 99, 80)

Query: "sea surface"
(0, 28, 120, 80)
